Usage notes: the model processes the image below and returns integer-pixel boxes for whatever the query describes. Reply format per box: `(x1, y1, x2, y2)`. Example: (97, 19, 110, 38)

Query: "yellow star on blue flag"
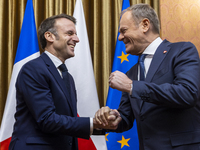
(118, 51, 129, 63)
(117, 135, 130, 148)
(105, 133, 109, 141)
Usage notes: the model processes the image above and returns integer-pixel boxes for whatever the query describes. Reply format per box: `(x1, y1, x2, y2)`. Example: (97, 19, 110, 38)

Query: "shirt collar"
(44, 51, 63, 68)
(143, 37, 163, 55)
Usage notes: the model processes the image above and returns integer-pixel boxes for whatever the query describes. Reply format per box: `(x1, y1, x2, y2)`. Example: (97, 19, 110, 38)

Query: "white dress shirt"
(138, 37, 163, 80)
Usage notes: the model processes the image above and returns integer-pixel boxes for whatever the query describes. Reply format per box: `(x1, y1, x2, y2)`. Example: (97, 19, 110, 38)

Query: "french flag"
(0, 0, 40, 149)
(67, 0, 107, 149)
(0, 0, 107, 150)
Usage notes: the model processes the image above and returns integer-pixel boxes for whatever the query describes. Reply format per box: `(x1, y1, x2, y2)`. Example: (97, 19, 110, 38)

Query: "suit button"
(140, 116, 145, 121)
(69, 141, 72, 146)
(146, 97, 150, 102)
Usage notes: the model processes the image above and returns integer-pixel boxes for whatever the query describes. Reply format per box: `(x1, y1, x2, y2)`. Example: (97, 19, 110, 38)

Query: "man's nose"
(73, 34, 80, 43)
(118, 33, 124, 41)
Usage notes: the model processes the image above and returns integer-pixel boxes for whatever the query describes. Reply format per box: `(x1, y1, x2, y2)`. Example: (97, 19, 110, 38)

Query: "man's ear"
(44, 31, 55, 42)
(141, 18, 150, 33)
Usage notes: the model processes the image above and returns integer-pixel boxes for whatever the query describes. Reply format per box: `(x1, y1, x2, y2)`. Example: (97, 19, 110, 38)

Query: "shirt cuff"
(90, 117, 93, 135)
(129, 83, 133, 95)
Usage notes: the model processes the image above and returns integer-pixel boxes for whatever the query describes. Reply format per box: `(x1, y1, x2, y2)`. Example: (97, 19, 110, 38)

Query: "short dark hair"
(122, 4, 160, 34)
(38, 14, 76, 49)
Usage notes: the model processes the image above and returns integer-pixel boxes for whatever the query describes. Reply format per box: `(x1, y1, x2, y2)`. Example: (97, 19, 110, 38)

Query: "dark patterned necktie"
(139, 54, 147, 81)
(58, 64, 71, 95)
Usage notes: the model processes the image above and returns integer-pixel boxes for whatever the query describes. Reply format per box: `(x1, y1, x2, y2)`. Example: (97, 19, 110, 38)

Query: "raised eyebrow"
(67, 30, 73, 33)
(66, 30, 76, 34)
(119, 28, 124, 33)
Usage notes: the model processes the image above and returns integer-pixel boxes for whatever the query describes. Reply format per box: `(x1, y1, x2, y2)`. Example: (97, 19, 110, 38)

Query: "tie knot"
(58, 64, 68, 72)
(139, 54, 147, 63)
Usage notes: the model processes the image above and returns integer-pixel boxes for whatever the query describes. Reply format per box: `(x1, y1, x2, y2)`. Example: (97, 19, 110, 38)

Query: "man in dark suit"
(9, 14, 118, 150)
(95, 4, 200, 150)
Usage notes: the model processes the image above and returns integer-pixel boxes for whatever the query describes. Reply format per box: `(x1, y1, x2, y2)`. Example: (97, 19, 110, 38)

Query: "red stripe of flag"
(77, 114, 97, 150)
(0, 137, 11, 150)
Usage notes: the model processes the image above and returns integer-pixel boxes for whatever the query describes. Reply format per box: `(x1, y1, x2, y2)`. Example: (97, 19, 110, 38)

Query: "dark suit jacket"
(9, 53, 90, 150)
(115, 40, 200, 150)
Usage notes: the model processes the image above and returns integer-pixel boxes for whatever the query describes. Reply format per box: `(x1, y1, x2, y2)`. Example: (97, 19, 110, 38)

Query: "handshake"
(93, 106, 122, 130)
(92, 71, 131, 130)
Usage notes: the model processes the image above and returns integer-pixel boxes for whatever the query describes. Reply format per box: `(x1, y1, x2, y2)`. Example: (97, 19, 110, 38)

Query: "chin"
(70, 53, 75, 58)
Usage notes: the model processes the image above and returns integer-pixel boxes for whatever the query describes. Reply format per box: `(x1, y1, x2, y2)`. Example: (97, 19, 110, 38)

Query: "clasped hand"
(93, 71, 131, 130)
(109, 71, 132, 93)
(93, 106, 122, 130)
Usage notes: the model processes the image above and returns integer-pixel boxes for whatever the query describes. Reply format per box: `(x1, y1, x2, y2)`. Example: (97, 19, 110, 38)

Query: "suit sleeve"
(130, 42, 200, 108)
(16, 62, 90, 139)
(116, 92, 135, 132)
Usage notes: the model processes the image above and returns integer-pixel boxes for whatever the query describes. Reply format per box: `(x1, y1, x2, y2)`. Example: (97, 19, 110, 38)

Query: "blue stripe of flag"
(106, 0, 139, 149)
(14, 0, 39, 64)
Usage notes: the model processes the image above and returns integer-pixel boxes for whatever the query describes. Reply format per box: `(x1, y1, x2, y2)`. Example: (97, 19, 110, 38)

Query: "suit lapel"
(41, 53, 76, 116)
(140, 40, 171, 109)
(146, 40, 171, 82)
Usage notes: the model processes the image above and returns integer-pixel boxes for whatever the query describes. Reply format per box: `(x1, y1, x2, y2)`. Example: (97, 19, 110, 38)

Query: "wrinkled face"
(118, 11, 146, 55)
(53, 18, 79, 62)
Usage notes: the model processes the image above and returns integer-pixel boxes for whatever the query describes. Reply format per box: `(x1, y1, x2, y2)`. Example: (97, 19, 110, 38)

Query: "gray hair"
(122, 3, 160, 34)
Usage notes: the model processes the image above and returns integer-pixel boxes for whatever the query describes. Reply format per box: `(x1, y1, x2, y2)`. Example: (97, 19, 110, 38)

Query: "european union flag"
(106, 0, 139, 149)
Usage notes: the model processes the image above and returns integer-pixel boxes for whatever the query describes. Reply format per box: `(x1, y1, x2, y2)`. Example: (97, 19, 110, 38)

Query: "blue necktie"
(139, 54, 147, 81)
(59, 64, 71, 95)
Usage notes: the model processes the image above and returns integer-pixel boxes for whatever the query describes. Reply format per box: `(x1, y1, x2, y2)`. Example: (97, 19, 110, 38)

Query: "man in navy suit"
(9, 14, 119, 150)
(95, 4, 200, 150)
